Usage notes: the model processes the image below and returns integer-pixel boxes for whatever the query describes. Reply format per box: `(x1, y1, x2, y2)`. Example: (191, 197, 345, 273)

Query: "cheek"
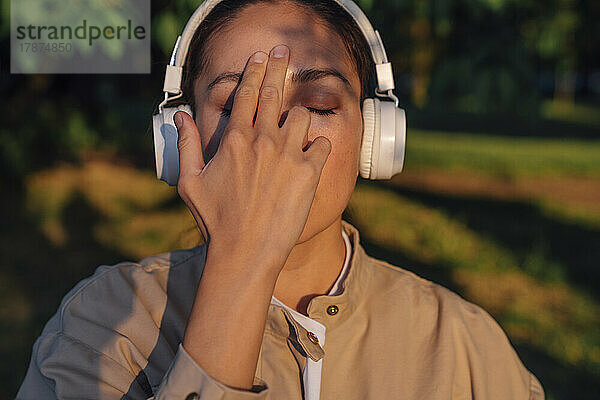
(309, 113, 362, 207)
(310, 110, 362, 172)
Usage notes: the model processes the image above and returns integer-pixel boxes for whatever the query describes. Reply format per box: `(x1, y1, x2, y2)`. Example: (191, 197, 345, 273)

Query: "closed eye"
(220, 107, 336, 118)
(306, 107, 336, 117)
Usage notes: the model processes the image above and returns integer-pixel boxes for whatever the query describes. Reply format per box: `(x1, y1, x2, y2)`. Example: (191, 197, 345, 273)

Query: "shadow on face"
(191, 0, 365, 241)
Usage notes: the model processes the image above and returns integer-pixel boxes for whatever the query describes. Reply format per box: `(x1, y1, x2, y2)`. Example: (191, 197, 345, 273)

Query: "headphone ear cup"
(152, 104, 193, 186)
(375, 101, 405, 179)
(360, 98, 407, 180)
(391, 106, 406, 176)
(359, 98, 379, 179)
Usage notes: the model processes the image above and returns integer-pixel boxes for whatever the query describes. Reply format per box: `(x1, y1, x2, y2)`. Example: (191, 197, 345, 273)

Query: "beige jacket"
(17, 220, 545, 399)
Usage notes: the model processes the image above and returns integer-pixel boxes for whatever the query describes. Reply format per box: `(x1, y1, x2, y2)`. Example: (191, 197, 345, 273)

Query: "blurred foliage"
(1, 0, 600, 399)
(0, 0, 599, 182)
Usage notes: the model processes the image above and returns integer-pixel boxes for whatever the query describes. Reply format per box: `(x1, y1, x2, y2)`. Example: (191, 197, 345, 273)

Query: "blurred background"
(1, 0, 599, 398)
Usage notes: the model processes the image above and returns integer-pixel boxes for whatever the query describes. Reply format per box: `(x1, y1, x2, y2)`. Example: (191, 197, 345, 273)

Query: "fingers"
(175, 111, 205, 180)
(303, 136, 332, 172)
(282, 106, 311, 150)
(226, 51, 268, 132)
(253, 45, 289, 132)
(220, 44, 330, 175)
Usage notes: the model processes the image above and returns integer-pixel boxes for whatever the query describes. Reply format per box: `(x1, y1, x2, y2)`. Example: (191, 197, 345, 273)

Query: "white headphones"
(153, 0, 406, 185)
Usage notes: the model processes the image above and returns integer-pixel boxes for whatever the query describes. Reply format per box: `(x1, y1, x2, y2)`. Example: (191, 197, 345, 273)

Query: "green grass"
(407, 129, 600, 179)
(347, 182, 600, 382)
(4, 128, 600, 398)
(541, 99, 600, 127)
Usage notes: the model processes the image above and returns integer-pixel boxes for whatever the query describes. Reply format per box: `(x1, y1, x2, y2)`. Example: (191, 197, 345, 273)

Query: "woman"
(17, 0, 545, 399)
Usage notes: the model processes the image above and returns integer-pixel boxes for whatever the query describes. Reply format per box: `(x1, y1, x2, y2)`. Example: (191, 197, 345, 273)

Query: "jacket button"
(307, 331, 319, 344)
(327, 305, 339, 315)
(185, 393, 199, 400)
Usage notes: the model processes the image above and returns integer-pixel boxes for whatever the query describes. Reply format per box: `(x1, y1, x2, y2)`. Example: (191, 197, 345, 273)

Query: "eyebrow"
(206, 66, 352, 93)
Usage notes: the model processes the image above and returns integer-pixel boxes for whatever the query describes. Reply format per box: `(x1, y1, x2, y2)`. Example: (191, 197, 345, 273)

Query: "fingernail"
(174, 112, 184, 129)
(272, 45, 288, 58)
(253, 51, 267, 63)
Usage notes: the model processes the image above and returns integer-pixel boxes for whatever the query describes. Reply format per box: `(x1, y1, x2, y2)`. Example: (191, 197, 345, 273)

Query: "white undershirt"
(270, 229, 352, 400)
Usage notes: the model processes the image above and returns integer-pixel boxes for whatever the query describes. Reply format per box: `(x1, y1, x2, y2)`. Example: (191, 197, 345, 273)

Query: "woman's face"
(192, 1, 363, 243)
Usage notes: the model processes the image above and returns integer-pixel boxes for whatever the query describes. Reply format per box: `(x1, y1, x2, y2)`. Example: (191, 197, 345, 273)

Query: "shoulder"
(30, 245, 207, 372)
(362, 254, 544, 398)
(365, 253, 495, 322)
(55, 245, 205, 335)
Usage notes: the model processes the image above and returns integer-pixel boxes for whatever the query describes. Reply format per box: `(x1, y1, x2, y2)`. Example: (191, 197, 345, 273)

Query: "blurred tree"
(519, 0, 579, 104)
(426, 0, 540, 115)
(0, 0, 598, 185)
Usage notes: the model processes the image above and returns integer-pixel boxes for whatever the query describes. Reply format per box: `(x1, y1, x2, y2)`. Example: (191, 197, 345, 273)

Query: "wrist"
(206, 238, 286, 280)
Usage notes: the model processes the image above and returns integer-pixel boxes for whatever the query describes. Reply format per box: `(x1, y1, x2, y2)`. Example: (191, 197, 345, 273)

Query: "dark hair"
(181, 0, 376, 114)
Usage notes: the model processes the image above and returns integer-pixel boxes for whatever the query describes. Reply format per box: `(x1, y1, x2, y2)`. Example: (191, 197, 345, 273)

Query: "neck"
(273, 215, 346, 316)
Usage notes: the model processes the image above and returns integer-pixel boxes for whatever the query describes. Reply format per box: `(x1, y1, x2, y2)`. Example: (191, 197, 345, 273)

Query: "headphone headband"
(161, 0, 395, 102)
(153, 0, 406, 185)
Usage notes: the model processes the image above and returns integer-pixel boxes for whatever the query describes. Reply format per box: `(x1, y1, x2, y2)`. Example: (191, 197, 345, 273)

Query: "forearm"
(182, 241, 282, 391)
(175, 43, 327, 394)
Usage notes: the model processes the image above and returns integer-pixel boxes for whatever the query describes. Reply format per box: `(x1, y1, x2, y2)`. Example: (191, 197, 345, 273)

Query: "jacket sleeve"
(448, 295, 546, 400)
(16, 331, 140, 399)
(15, 335, 58, 400)
(17, 331, 269, 400)
(153, 344, 269, 400)
(529, 372, 545, 400)
(17, 333, 269, 400)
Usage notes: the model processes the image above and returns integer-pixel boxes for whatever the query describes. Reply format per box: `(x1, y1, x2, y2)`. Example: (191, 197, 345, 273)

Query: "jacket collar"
(305, 219, 371, 323)
(265, 220, 371, 353)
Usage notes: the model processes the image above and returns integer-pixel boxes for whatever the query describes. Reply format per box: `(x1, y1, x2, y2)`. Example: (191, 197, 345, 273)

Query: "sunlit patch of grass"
(26, 166, 80, 246)
(0, 274, 32, 325)
(95, 210, 202, 260)
(79, 160, 175, 218)
(25, 159, 199, 259)
(349, 182, 517, 272)
(392, 169, 600, 230)
(347, 182, 600, 375)
(537, 198, 600, 230)
(27, 160, 175, 222)
(540, 99, 600, 127)
(407, 129, 600, 179)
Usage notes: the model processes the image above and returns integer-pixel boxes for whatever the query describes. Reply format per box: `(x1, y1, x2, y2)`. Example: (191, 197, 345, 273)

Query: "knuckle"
(177, 132, 188, 151)
(288, 106, 310, 123)
(300, 162, 319, 179)
(236, 85, 257, 99)
(253, 134, 277, 153)
(292, 105, 310, 117)
(260, 85, 279, 101)
(177, 179, 190, 200)
(225, 127, 247, 142)
(225, 127, 243, 139)
(222, 128, 249, 151)
(309, 159, 323, 174)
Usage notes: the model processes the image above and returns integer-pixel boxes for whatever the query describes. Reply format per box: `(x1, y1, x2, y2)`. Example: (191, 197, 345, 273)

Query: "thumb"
(175, 110, 205, 179)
